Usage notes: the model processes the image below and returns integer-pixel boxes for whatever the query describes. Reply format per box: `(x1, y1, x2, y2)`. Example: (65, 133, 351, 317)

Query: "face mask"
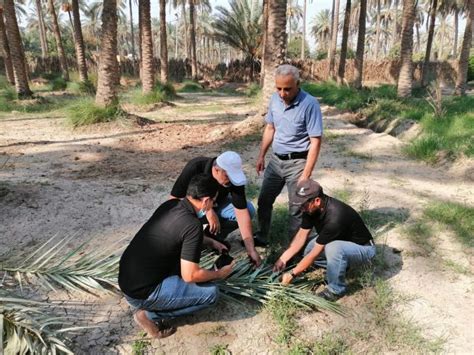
(197, 209, 206, 218)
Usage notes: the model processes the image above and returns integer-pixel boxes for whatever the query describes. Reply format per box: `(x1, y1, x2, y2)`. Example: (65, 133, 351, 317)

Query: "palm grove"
(0, 0, 472, 107)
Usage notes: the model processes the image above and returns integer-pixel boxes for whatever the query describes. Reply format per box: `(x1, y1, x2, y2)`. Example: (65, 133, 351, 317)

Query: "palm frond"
(200, 252, 345, 316)
(1, 295, 77, 354)
(1, 234, 124, 296)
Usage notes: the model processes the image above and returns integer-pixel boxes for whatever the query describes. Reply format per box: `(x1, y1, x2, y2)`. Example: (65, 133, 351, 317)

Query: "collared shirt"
(266, 89, 323, 155)
(301, 196, 373, 246)
(118, 198, 203, 299)
(170, 157, 247, 209)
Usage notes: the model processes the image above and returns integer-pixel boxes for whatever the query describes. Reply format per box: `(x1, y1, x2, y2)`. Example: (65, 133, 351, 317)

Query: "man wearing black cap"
(170, 151, 261, 267)
(273, 179, 376, 300)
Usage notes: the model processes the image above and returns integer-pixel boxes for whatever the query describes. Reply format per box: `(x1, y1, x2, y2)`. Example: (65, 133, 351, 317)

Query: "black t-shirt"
(171, 157, 247, 209)
(301, 196, 372, 246)
(118, 199, 202, 299)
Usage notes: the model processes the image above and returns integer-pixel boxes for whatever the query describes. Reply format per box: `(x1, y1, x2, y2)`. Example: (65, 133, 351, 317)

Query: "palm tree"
(160, 0, 169, 83)
(189, 0, 198, 79)
(213, 0, 263, 81)
(353, 0, 367, 88)
(455, 0, 473, 95)
(128, 0, 137, 59)
(337, 0, 352, 83)
(3, 0, 32, 98)
(95, 0, 119, 107)
(0, 6, 15, 85)
(262, 0, 287, 102)
(139, 0, 154, 92)
(421, 0, 439, 86)
(397, 0, 416, 97)
(286, 0, 302, 46)
(33, 0, 49, 58)
(71, 0, 88, 82)
(328, 0, 340, 79)
(311, 9, 331, 54)
(301, 0, 307, 59)
(47, 0, 69, 81)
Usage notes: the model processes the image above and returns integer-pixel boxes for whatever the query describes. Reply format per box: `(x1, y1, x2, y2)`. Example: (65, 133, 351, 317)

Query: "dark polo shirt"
(118, 199, 202, 300)
(171, 157, 247, 209)
(301, 196, 373, 246)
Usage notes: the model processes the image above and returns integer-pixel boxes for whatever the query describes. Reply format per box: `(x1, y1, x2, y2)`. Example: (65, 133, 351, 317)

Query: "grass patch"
(302, 81, 473, 162)
(178, 80, 204, 93)
(65, 98, 126, 127)
(209, 344, 230, 355)
(423, 201, 474, 248)
(50, 77, 68, 91)
(331, 188, 352, 204)
(443, 259, 471, 275)
(222, 132, 261, 151)
(67, 80, 96, 95)
(129, 82, 176, 106)
(345, 150, 373, 160)
(403, 220, 435, 256)
(266, 296, 298, 344)
(131, 331, 150, 355)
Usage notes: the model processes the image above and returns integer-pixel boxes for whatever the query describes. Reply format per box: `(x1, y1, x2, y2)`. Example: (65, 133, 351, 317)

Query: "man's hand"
(273, 258, 286, 273)
(218, 261, 235, 279)
(297, 175, 310, 185)
(206, 209, 220, 235)
(248, 248, 262, 267)
(281, 272, 294, 286)
(212, 240, 228, 254)
(256, 156, 265, 175)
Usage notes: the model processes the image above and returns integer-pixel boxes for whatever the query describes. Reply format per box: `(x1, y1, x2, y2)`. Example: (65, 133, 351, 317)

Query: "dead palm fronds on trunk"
(0, 294, 88, 354)
(1, 234, 123, 296)
(199, 252, 345, 316)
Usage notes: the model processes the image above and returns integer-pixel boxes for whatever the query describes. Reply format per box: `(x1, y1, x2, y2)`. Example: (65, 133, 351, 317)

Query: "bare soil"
(0, 92, 472, 354)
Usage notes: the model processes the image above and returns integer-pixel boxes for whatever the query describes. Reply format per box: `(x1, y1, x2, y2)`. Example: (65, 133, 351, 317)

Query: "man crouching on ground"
(273, 179, 375, 301)
(118, 174, 234, 338)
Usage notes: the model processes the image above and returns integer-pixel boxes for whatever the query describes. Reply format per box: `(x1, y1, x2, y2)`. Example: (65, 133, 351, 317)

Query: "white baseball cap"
(216, 151, 247, 186)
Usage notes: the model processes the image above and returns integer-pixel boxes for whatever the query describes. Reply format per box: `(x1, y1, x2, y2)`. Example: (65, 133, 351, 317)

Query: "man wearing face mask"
(119, 174, 234, 338)
(170, 151, 261, 267)
(273, 179, 375, 301)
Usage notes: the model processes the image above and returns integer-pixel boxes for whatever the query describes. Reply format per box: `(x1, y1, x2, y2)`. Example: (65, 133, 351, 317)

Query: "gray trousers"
(257, 154, 307, 240)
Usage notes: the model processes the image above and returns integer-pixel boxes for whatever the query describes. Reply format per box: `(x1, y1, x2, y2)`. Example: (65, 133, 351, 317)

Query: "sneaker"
(316, 288, 340, 302)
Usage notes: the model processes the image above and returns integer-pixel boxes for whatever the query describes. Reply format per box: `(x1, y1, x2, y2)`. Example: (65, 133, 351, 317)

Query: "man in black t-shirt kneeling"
(119, 175, 234, 338)
(273, 179, 376, 301)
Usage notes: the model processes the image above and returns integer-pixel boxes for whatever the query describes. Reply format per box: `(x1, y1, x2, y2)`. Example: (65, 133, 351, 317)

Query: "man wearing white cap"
(171, 151, 261, 266)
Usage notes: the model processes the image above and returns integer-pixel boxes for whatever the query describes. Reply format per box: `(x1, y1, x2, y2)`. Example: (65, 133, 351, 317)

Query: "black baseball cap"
(292, 179, 323, 206)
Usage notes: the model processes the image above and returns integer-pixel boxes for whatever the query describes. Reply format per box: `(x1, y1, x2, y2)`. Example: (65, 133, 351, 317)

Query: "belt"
(275, 151, 309, 160)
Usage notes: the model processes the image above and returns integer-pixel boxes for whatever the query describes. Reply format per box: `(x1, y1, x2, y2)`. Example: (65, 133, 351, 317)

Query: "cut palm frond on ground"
(0, 294, 88, 354)
(1, 234, 124, 296)
(200, 253, 345, 316)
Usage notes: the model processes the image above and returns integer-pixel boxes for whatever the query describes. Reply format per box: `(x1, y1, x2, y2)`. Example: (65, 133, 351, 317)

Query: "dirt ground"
(0, 91, 473, 354)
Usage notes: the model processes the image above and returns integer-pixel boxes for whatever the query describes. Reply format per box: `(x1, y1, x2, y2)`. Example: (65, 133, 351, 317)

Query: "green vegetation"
(65, 98, 127, 127)
(67, 79, 96, 95)
(404, 220, 435, 256)
(178, 80, 205, 93)
(244, 82, 261, 97)
(424, 201, 474, 248)
(266, 297, 298, 344)
(209, 344, 230, 355)
(131, 332, 150, 355)
(130, 82, 176, 106)
(301, 81, 474, 163)
(222, 132, 260, 151)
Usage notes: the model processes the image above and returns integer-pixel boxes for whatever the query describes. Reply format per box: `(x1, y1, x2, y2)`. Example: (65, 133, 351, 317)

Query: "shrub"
(468, 54, 474, 82)
(50, 77, 68, 91)
(65, 98, 125, 126)
(178, 80, 204, 93)
(131, 82, 176, 105)
(244, 82, 261, 97)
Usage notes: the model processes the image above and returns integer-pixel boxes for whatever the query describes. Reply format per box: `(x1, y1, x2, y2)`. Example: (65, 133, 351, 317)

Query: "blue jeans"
(304, 238, 376, 295)
(216, 197, 256, 221)
(125, 275, 219, 322)
(258, 154, 306, 240)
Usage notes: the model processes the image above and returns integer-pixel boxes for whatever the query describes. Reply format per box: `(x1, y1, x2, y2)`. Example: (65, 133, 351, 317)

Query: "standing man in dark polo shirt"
(256, 64, 323, 246)
(274, 179, 375, 300)
(119, 175, 234, 338)
(171, 151, 261, 266)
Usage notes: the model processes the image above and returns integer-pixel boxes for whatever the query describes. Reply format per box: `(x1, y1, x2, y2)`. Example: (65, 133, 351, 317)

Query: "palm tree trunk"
(301, 0, 307, 59)
(262, 0, 287, 103)
(139, 0, 154, 93)
(3, 0, 32, 98)
(129, 0, 136, 60)
(0, 8, 15, 85)
(159, 0, 168, 83)
(391, 0, 399, 48)
(261, 0, 269, 86)
(453, 8, 459, 58)
(72, 0, 88, 82)
(397, 0, 416, 98)
(35, 0, 49, 58)
(182, 1, 189, 59)
(374, 0, 382, 58)
(329, 0, 340, 80)
(421, 0, 437, 86)
(353, 0, 367, 89)
(337, 0, 351, 83)
(48, 0, 69, 81)
(189, 0, 198, 80)
(95, 0, 118, 107)
(455, 0, 473, 95)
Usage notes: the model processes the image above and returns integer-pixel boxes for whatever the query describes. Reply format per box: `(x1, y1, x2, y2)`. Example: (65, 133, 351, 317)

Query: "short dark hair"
(186, 174, 219, 199)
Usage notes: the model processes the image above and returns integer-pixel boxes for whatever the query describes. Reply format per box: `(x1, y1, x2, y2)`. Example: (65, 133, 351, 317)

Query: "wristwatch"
(290, 270, 297, 278)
